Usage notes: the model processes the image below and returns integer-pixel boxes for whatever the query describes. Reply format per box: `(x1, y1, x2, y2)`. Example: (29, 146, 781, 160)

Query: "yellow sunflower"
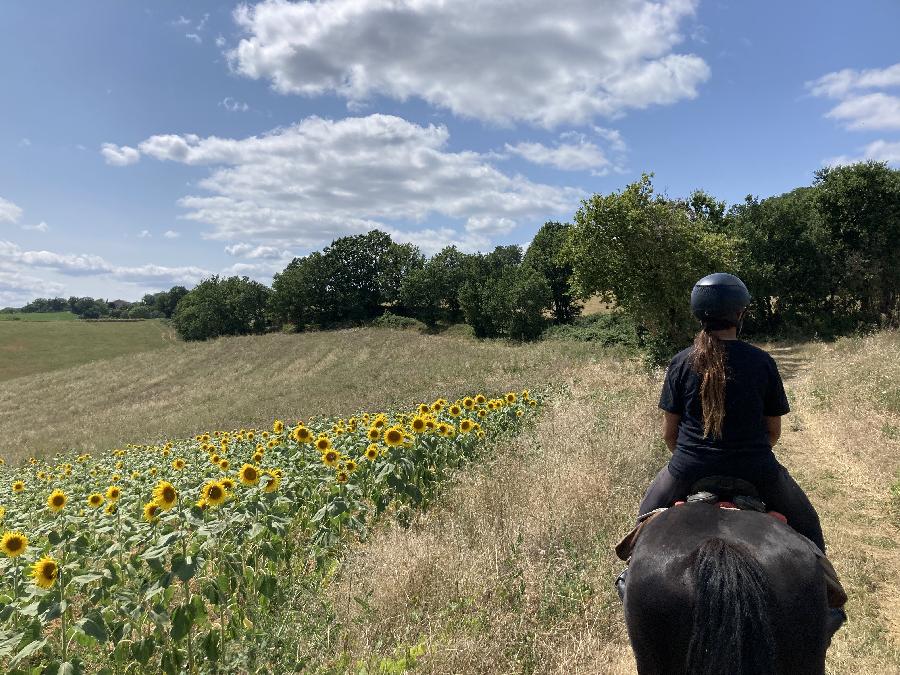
(1, 531, 28, 558)
(262, 472, 281, 493)
(172, 458, 186, 471)
(202, 481, 227, 507)
(273, 419, 284, 434)
(459, 419, 474, 433)
(315, 436, 332, 453)
(220, 477, 236, 492)
(463, 396, 475, 410)
(448, 404, 462, 417)
(344, 459, 358, 473)
(143, 502, 160, 522)
(365, 444, 380, 461)
(31, 556, 59, 589)
(0, 506, 5, 521)
(366, 427, 380, 441)
(87, 493, 104, 508)
(292, 426, 312, 443)
(219, 459, 230, 471)
(475, 394, 486, 405)
(322, 449, 341, 468)
(336, 471, 349, 484)
(239, 463, 260, 486)
(384, 426, 404, 447)
(410, 416, 427, 433)
(106, 485, 121, 502)
(12, 480, 25, 494)
(505, 392, 517, 404)
(152, 481, 178, 510)
(47, 489, 67, 513)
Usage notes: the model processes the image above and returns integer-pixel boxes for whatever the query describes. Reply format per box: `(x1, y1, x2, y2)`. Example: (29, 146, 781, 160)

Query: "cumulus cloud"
(22, 221, 49, 233)
(810, 61, 900, 166)
(163, 230, 181, 239)
(825, 139, 900, 167)
(0, 240, 211, 286)
(824, 93, 900, 131)
(505, 136, 610, 171)
(101, 143, 140, 166)
(225, 243, 284, 259)
(0, 266, 65, 308)
(0, 197, 23, 224)
(137, 230, 151, 238)
(807, 62, 900, 99)
(228, 0, 709, 127)
(106, 114, 582, 252)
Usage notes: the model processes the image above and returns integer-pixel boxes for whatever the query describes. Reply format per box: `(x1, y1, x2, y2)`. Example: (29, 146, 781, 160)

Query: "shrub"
(373, 312, 427, 331)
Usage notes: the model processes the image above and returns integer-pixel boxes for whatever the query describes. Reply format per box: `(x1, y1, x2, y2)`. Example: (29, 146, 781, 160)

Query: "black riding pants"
(638, 464, 826, 552)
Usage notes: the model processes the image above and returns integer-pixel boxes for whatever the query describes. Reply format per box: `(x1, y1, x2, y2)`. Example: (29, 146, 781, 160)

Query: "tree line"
(7, 289, 188, 320)
(10, 162, 898, 359)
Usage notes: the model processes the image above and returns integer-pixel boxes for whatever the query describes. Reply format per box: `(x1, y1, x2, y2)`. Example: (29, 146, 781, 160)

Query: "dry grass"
(776, 332, 900, 673)
(323, 332, 900, 674)
(328, 357, 664, 674)
(0, 328, 601, 464)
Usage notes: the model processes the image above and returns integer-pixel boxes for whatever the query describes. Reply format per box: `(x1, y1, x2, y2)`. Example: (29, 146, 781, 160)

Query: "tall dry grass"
(327, 357, 666, 674)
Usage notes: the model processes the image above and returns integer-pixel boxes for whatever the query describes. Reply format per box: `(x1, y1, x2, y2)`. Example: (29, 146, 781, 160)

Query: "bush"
(542, 312, 639, 350)
(173, 275, 271, 341)
(372, 312, 427, 331)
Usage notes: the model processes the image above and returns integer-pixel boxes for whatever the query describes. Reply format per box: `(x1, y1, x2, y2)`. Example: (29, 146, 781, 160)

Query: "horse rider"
(618, 272, 846, 624)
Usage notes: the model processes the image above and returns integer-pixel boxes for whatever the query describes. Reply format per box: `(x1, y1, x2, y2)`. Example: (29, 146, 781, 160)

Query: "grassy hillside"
(0, 328, 601, 463)
(0, 318, 175, 381)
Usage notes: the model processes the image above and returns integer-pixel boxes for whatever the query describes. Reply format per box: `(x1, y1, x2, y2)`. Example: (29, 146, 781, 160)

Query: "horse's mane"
(686, 537, 777, 675)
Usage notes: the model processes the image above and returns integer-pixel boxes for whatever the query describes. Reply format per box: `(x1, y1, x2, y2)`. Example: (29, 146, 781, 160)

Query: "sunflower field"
(0, 391, 540, 674)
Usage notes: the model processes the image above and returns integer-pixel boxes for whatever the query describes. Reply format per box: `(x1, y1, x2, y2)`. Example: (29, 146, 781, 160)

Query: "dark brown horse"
(623, 503, 839, 675)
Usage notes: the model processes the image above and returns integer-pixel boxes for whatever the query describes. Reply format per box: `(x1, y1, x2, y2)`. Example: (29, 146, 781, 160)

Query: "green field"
(0, 318, 176, 381)
(0, 310, 77, 321)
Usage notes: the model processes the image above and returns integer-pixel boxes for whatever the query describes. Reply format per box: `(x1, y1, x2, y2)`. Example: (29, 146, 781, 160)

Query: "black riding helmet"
(690, 273, 751, 327)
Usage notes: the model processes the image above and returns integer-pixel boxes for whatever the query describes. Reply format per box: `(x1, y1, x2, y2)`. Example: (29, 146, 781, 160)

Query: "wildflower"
(1, 531, 28, 557)
(31, 556, 59, 589)
(47, 489, 67, 513)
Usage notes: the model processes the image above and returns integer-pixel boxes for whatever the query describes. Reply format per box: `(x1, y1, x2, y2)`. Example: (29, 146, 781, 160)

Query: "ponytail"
(689, 328, 728, 439)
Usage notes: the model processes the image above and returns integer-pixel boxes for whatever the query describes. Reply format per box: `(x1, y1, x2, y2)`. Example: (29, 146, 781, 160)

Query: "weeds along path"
(773, 335, 900, 673)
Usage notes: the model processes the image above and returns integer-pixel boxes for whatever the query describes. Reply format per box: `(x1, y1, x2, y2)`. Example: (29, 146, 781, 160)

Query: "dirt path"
(771, 340, 900, 672)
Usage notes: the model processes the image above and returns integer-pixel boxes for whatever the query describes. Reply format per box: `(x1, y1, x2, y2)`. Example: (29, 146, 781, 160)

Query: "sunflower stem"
(59, 542, 68, 664)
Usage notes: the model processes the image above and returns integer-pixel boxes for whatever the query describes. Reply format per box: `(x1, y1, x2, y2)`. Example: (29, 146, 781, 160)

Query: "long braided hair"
(689, 325, 728, 439)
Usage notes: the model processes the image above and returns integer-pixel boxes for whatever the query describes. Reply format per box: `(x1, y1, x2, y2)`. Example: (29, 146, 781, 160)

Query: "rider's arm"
(662, 412, 680, 453)
(765, 415, 782, 446)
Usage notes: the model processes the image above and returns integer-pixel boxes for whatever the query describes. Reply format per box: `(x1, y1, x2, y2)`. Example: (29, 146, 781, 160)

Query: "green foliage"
(173, 276, 271, 341)
(566, 174, 736, 360)
(542, 312, 639, 351)
(523, 222, 581, 323)
(372, 312, 427, 331)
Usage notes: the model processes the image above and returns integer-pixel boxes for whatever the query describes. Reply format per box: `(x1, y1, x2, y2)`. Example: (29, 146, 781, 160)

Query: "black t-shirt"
(659, 340, 790, 484)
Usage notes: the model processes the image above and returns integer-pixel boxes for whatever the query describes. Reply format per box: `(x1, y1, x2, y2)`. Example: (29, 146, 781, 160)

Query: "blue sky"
(2, 0, 899, 306)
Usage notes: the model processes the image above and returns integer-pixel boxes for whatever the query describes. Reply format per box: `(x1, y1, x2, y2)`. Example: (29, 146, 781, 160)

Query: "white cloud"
(107, 114, 582, 251)
(163, 230, 181, 239)
(824, 93, 900, 131)
(173, 15, 191, 27)
(22, 221, 49, 233)
(228, 0, 709, 127)
(225, 243, 284, 259)
(807, 62, 900, 99)
(0, 240, 212, 286)
(505, 137, 609, 171)
(215, 35, 226, 48)
(185, 33, 202, 44)
(196, 13, 209, 31)
(220, 97, 249, 112)
(100, 143, 140, 166)
(18, 138, 31, 147)
(825, 139, 900, 167)
(0, 197, 23, 224)
(137, 230, 151, 239)
(0, 266, 65, 308)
